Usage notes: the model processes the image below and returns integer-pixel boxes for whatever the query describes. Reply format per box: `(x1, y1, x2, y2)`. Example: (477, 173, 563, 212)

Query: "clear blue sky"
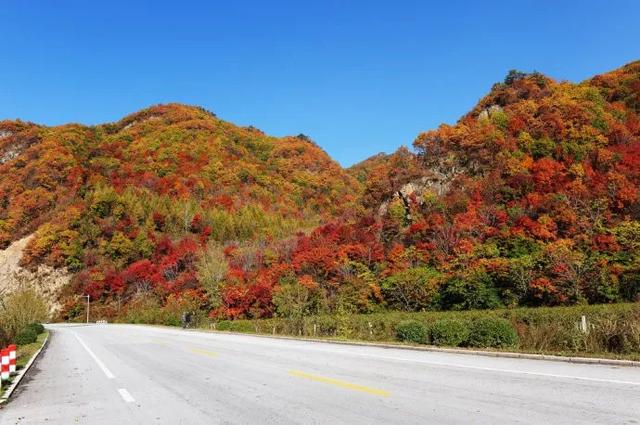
(1, 1, 639, 166)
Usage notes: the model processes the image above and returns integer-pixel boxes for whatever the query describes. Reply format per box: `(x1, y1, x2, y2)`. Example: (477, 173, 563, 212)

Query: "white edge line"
(73, 332, 115, 379)
(354, 352, 640, 386)
(88, 324, 640, 387)
(139, 326, 640, 386)
(120, 323, 640, 367)
(118, 388, 135, 403)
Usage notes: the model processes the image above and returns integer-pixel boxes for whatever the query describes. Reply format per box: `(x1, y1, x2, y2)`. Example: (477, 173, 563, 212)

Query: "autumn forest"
(1, 61, 639, 324)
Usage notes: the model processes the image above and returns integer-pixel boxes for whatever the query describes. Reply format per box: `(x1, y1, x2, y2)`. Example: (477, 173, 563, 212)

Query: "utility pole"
(84, 294, 90, 324)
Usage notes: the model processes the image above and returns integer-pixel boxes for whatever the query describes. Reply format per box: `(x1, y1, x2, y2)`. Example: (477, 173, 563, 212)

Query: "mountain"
(0, 103, 360, 248)
(0, 104, 360, 315)
(1, 61, 638, 321)
(268, 60, 640, 315)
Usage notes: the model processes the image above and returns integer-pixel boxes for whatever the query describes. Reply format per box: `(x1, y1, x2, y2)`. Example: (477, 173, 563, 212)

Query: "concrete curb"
(177, 326, 640, 368)
(0, 333, 49, 406)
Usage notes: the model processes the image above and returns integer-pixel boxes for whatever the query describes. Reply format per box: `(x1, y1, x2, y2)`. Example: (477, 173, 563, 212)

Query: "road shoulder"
(168, 325, 640, 368)
(0, 332, 49, 406)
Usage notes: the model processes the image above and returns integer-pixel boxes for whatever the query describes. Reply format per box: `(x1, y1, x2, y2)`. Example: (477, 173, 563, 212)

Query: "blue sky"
(1, 1, 639, 166)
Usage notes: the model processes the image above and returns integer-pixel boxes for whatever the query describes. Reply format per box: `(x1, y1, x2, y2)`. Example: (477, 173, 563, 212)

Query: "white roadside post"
(84, 294, 90, 324)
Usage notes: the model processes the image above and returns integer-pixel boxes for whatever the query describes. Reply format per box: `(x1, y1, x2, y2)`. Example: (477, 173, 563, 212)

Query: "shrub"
(439, 273, 502, 311)
(164, 316, 181, 327)
(586, 313, 640, 354)
(207, 304, 640, 356)
(27, 323, 45, 334)
(382, 267, 441, 311)
(0, 327, 8, 348)
(312, 315, 338, 336)
(213, 320, 255, 333)
(468, 318, 518, 348)
(430, 319, 469, 347)
(0, 286, 49, 342)
(230, 321, 255, 333)
(162, 290, 206, 327)
(395, 320, 428, 344)
(120, 295, 167, 324)
(15, 327, 38, 345)
(272, 275, 320, 319)
(216, 320, 232, 331)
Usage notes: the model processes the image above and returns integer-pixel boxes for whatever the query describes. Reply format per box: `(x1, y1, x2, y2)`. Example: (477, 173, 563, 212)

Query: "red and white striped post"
(8, 344, 17, 374)
(0, 348, 9, 381)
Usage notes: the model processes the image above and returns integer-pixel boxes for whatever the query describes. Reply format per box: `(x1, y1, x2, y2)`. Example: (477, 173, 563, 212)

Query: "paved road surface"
(1, 324, 639, 424)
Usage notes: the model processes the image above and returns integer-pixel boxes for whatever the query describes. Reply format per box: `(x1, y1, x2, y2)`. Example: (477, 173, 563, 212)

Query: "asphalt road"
(1, 324, 639, 424)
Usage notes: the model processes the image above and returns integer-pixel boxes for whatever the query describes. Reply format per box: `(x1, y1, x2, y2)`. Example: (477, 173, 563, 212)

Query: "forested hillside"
(0, 104, 360, 318)
(1, 61, 638, 322)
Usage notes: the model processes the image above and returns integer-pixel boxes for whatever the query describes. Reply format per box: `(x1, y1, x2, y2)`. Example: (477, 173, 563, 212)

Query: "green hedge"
(27, 323, 45, 335)
(209, 303, 640, 357)
(15, 328, 38, 345)
(214, 320, 255, 333)
(430, 319, 469, 347)
(467, 318, 518, 348)
(396, 320, 428, 344)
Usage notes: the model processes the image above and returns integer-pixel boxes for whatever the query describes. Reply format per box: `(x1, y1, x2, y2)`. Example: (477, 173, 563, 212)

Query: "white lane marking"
(353, 352, 640, 386)
(108, 325, 640, 387)
(118, 388, 135, 403)
(73, 332, 115, 379)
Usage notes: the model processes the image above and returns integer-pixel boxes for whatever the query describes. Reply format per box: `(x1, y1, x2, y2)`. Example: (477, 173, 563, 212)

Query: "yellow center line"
(288, 370, 390, 397)
(150, 339, 169, 346)
(190, 348, 219, 358)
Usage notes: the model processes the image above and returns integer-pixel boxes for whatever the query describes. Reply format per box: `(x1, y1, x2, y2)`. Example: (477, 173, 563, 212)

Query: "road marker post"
(579, 315, 588, 333)
(8, 345, 16, 373)
(0, 348, 9, 381)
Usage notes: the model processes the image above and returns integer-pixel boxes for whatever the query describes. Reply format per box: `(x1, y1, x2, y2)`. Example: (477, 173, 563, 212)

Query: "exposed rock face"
(378, 171, 458, 219)
(121, 114, 161, 130)
(0, 144, 23, 164)
(0, 235, 70, 313)
(378, 155, 467, 219)
(0, 132, 39, 164)
(477, 104, 503, 121)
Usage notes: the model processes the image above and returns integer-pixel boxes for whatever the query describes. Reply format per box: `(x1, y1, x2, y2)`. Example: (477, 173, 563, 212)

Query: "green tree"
(439, 272, 502, 310)
(272, 275, 322, 320)
(196, 242, 229, 308)
(382, 267, 441, 311)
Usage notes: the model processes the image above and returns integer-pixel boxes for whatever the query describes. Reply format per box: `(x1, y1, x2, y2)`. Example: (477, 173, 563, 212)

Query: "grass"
(206, 303, 640, 361)
(1, 331, 48, 400)
(16, 330, 49, 370)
